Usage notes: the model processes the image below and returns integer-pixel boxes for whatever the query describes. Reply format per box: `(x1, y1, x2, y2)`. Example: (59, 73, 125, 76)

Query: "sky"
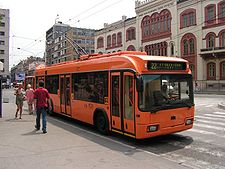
(0, 0, 136, 68)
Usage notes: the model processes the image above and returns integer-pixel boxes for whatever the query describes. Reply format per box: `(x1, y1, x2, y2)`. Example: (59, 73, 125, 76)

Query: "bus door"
(123, 72, 135, 136)
(111, 72, 122, 131)
(60, 75, 71, 116)
(111, 72, 135, 136)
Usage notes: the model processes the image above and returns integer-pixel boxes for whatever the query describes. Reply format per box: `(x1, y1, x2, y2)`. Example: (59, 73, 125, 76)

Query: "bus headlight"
(147, 125, 158, 132)
(185, 118, 193, 125)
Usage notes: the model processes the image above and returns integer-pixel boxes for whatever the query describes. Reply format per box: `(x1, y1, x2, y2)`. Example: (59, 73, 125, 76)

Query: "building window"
(219, 30, 225, 47)
(189, 39, 195, 54)
(145, 42, 168, 56)
(183, 40, 189, 55)
(180, 9, 196, 28)
(0, 31, 5, 36)
(127, 45, 136, 51)
(207, 62, 216, 80)
(117, 32, 122, 45)
(0, 40, 5, 45)
(141, 9, 171, 42)
(112, 34, 116, 47)
(220, 61, 225, 79)
(0, 50, 4, 54)
(126, 27, 136, 41)
(97, 37, 104, 48)
(107, 35, 111, 48)
(0, 22, 5, 27)
(205, 4, 216, 24)
(218, 1, 225, 19)
(181, 33, 196, 56)
(209, 35, 215, 48)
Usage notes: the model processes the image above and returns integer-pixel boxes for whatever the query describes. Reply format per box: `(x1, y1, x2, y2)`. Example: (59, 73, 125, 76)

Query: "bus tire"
(95, 111, 109, 135)
(47, 99, 54, 116)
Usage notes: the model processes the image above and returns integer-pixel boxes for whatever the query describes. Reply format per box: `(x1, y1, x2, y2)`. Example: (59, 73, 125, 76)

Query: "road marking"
(205, 114, 225, 118)
(195, 115, 225, 122)
(205, 105, 214, 108)
(188, 128, 216, 135)
(196, 119, 225, 126)
(212, 112, 225, 115)
(194, 123, 225, 131)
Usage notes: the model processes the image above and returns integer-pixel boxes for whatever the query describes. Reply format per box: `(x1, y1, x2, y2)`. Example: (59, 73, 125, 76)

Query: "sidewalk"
(0, 102, 191, 169)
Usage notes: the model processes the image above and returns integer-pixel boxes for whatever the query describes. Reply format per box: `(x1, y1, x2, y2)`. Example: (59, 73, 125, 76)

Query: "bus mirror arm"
(136, 76, 143, 93)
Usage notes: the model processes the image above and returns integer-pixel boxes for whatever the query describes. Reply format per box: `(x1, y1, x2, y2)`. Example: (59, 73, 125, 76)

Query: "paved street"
(1, 89, 225, 169)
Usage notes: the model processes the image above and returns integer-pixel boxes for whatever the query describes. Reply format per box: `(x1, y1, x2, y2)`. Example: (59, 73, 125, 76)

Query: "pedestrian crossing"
(189, 111, 225, 136)
(160, 110, 225, 169)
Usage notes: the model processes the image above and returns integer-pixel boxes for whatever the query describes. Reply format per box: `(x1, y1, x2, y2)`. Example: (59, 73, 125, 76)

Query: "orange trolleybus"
(34, 51, 194, 139)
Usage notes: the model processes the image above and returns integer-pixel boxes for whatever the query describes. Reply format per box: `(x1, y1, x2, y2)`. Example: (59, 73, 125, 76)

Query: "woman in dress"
(26, 84, 34, 115)
(15, 84, 25, 119)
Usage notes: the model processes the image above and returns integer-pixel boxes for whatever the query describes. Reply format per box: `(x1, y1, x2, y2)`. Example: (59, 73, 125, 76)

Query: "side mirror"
(136, 76, 143, 93)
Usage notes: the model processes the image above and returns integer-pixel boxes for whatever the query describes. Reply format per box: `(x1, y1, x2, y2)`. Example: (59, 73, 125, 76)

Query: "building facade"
(10, 56, 45, 82)
(95, 0, 225, 92)
(0, 8, 10, 81)
(45, 22, 95, 66)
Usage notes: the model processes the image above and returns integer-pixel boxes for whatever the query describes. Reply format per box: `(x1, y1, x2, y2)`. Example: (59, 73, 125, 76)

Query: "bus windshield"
(138, 74, 194, 112)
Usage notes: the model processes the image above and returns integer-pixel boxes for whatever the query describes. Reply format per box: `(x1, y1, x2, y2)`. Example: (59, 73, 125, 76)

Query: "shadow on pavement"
(47, 113, 193, 156)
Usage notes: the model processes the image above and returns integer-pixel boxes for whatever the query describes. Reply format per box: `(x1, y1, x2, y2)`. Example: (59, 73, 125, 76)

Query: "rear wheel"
(96, 113, 109, 135)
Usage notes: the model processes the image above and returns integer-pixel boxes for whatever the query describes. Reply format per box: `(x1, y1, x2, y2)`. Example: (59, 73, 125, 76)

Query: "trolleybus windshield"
(138, 74, 194, 112)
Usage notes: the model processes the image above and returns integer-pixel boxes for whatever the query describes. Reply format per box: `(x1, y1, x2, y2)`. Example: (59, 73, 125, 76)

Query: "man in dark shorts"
(34, 80, 51, 134)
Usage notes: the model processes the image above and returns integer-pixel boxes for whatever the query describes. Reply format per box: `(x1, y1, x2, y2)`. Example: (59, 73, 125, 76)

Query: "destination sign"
(147, 61, 186, 70)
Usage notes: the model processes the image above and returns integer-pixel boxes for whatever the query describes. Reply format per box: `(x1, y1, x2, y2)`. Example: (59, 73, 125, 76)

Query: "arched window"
(107, 35, 111, 48)
(183, 40, 188, 55)
(218, 1, 225, 20)
(219, 30, 225, 47)
(97, 37, 104, 49)
(117, 32, 122, 45)
(220, 61, 225, 79)
(205, 32, 216, 48)
(205, 4, 216, 25)
(181, 33, 196, 56)
(141, 9, 171, 42)
(207, 62, 216, 80)
(112, 34, 116, 47)
(127, 45, 136, 51)
(141, 16, 150, 37)
(180, 9, 196, 28)
(126, 27, 136, 41)
(189, 39, 195, 54)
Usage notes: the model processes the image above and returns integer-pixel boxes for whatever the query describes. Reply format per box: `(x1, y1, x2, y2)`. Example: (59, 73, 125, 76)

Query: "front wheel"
(96, 113, 109, 135)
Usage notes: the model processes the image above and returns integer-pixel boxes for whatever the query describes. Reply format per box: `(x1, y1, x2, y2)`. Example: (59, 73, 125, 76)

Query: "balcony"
(200, 46, 225, 59)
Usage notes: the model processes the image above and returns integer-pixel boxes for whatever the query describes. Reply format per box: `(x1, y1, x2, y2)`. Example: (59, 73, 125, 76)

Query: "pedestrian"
(34, 80, 51, 134)
(25, 84, 34, 115)
(14, 84, 25, 119)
